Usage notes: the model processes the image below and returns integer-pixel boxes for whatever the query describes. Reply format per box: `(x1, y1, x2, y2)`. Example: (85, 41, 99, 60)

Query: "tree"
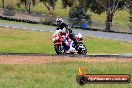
(68, 0, 91, 20)
(95, 0, 121, 31)
(39, 0, 78, 15)
(17, 0, 36, 13)
(63, 0, 126, 31)
(2, 0, 5, 8)
(69, 6, 89, 19)
(78, 0, 125, 31)
(40, 0, 57, 14)
(125, 0, 132, 15)
(61, 0, 78, 8)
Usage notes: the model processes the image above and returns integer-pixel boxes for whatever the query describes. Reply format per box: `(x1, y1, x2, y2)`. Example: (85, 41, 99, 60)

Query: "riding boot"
(74, 41, 79, 50)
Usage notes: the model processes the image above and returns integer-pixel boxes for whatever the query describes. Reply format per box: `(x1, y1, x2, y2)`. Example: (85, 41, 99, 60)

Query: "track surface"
(0, 22, 132, 42)
(0, 55, 132, 64)
(0, 53, 132, 58)
(0, 53, 132, 64)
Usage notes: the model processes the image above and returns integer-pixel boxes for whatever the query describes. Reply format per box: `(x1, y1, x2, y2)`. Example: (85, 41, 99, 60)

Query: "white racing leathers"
(66, 41, 77, 53)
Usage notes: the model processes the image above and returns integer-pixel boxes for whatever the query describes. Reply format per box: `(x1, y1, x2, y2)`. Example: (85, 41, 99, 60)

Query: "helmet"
(56, 17, 64, 25)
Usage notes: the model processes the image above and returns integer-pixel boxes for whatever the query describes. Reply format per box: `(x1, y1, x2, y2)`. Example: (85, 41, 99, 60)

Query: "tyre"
(77, 43, 87, 55)
(54, 44, 63, 54)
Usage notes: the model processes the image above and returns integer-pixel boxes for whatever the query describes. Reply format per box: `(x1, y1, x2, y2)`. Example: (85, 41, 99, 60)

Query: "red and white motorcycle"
(52, 30, 87, 55)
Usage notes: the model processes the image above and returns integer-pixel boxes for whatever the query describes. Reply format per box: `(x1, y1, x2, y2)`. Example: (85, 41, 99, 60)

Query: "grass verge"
(0, 19, 49, 27)
(0, 61, 132, 88)
(0, 27, 132, 54)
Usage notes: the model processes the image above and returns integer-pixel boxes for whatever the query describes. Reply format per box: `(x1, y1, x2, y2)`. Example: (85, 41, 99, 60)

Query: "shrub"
(69, 6, 91, 20)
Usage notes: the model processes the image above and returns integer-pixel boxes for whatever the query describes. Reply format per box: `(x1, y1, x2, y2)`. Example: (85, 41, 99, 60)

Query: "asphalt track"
(0, 22, 132, 42)
(0, 53, 132, 58)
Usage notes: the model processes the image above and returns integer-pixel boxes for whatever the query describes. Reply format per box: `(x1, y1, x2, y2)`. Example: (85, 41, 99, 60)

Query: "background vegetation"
(0, 0, 131, 28)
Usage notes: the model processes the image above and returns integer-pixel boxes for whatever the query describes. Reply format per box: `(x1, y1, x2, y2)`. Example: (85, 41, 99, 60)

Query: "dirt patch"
(0, 55, 132, 64)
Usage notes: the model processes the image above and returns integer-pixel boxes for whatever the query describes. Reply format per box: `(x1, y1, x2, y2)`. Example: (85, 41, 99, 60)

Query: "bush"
(40, 16, 56, 25)
(69, 6, 91, 20)
(3, 0, 16, 16)
(3, 9, 16, 16)
(69, 6, 92, 27)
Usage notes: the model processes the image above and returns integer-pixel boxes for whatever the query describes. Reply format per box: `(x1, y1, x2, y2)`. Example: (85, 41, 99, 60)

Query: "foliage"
(17, 0, 37, 13)
(39, 0, 57, 11)
(62, 0, 130, 31)
(75, 0, 125, 15)
(83, 0, 126, 30)
(2, 0, 4, 8)
(4, 0, 15, 10)
(125, 0, 132, 15)
(61, 0, 78, 8)
(69, 6, 90, 19)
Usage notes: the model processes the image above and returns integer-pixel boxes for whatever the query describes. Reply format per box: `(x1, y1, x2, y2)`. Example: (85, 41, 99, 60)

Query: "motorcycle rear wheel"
(77, 43, 87, 55)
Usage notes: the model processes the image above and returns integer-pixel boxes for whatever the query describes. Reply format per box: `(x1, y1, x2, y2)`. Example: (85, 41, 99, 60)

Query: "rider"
(55, 17, 78, 52)
(54, 17, 70, 51)
(56, 17, 69, 34)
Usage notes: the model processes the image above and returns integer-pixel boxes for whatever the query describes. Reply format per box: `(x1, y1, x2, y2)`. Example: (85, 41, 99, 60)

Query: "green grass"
(0, 27, 132, 54)
(0, 61, 132, 88)
(0, 19, 51, 27)
(83, 36, 132, 54)
(0, 28, 54, 53)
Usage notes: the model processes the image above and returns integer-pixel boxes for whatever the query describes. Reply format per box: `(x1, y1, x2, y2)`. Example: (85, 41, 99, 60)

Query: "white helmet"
(56, 17, 64, 25)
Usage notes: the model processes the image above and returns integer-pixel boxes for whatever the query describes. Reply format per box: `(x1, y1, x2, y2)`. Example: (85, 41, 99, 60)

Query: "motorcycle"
(52, 31, 87, 55)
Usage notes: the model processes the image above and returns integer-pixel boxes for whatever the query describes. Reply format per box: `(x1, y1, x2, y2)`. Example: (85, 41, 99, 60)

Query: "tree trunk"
(2, 0, 4, 8)
(43, 2, 51, 11)
(28, 5, 31, 13)
(28, 2, 31, 14)
(105, 13, 113, 31)
(43, 2, 55, 15)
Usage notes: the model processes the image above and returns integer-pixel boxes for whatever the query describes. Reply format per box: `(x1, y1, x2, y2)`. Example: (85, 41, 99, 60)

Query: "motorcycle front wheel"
(54, 44, 63, 54)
